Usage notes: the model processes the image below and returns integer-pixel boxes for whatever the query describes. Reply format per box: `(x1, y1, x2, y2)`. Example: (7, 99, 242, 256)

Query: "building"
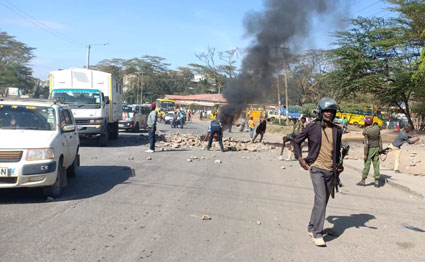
(164, 94, 226, 107)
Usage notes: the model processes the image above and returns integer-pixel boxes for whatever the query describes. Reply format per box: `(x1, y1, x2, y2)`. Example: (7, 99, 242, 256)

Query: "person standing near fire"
(252, 117, 267, 143)
(248, 116, 255, 139)
(293, 97, 343, 247)
(207, 117, 225, 152)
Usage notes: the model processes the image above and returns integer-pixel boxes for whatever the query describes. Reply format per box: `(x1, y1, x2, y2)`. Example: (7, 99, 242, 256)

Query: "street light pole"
(86, 43, 109, 69)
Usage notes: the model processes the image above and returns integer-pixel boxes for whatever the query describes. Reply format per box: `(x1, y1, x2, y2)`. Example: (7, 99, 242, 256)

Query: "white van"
(0, 99, 80, 197)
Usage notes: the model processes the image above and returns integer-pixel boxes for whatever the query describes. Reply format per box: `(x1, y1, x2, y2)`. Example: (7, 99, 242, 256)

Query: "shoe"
(374, 180, 379, 188)
(145, 149, 154, 153)
(395, 170, 401, 173)
(356, 179, 366, 186)
(311, 236, 326, 247)
(207, 147, 210, 151)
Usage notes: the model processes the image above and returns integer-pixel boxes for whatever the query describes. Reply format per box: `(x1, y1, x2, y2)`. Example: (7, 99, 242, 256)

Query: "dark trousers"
(207, 128, 224, 151)
(252, 131, 264, 142)
(308, 166, 333, 238)
(148, 127, 156, 150)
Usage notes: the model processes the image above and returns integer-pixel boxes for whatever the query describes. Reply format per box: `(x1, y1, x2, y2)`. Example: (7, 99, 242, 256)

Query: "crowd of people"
(144, 98, 420, 248)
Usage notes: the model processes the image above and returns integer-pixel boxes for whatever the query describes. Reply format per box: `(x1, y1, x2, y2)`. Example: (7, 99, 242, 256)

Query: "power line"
(351, 0, 382, 15)
(0, 0, 83, 46)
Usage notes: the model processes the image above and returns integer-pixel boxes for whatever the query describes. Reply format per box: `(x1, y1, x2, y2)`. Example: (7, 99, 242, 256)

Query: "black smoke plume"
(220, 0, 340, 127)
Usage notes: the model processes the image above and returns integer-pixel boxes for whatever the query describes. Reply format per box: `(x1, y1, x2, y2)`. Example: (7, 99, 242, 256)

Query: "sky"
(0, 0, 395, 80)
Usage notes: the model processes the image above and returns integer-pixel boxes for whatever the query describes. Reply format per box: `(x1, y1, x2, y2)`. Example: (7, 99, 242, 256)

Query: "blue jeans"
(148, 127, 156, 150)
(249, 128, 254, 139)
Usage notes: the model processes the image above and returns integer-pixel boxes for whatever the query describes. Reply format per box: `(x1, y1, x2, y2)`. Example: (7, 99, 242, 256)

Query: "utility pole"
(283, 49, 289, 125)
(86, 43, 109, 69)
(277, 72, 282, 125)
(86, 44, 91, 69)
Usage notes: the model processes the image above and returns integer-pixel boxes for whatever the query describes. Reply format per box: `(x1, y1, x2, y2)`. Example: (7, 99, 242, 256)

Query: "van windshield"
(52, 89, 101, 109)
(0, 104, 56, 130)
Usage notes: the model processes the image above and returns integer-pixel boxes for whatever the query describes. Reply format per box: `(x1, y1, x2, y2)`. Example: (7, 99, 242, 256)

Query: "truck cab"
(49, 68, 123, 146)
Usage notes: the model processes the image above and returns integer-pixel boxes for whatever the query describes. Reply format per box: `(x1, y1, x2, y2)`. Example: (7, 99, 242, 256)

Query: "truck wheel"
(43, 159, 64, 198)
(98, 132, 109, 146)
(67, 153, 79, 177)
(133, 122, 140, 133)
(111, 122, 119, 140)
(270, 117, 275, 122)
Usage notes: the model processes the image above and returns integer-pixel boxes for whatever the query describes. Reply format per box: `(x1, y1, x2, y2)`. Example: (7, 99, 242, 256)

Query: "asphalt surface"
(0, 120, 424, 262)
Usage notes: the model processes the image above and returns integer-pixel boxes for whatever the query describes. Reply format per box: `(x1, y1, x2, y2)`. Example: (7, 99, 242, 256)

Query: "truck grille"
(75, 119, 90, 125)
(0, 151, 23, 163)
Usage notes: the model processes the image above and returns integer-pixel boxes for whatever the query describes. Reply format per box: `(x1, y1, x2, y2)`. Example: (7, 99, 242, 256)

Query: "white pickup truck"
(0, 98, 80, 197)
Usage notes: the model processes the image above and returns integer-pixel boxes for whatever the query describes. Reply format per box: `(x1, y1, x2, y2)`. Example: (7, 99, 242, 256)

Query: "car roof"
(0, 98, 65, 108)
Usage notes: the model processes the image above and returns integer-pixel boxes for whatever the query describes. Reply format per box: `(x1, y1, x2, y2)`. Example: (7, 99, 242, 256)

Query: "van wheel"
(43, 159, 64, 198)
(67, 153, 79, 177)
(353, 122, 358, 126)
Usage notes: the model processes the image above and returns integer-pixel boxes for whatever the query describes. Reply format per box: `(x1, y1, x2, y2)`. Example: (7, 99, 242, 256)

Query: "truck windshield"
(0, 104, 56, 130)
(51, 89, 101, 109)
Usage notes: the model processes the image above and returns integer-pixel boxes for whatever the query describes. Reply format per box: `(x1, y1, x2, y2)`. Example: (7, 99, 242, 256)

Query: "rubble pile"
(156, 132, 277, 152)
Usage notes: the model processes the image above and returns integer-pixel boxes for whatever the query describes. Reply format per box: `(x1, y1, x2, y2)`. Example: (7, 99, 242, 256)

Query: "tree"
(0, 31, 35, 96)
(325, 16, 421, 129)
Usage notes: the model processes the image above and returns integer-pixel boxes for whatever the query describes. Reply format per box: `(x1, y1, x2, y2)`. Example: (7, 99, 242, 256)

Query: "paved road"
(1, 120, 424, 262)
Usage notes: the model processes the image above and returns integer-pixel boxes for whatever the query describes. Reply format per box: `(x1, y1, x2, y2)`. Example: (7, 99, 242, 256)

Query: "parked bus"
(155, 98, 176, 117)
(336, 107, 383, 127)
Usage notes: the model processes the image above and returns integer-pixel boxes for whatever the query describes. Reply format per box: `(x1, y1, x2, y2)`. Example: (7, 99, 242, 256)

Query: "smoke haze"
(220, 0, 341, 126)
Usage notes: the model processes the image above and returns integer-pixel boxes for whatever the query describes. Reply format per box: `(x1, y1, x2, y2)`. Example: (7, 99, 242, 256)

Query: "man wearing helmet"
(293, 97, 343, 247)
(358, 117, 382, 187)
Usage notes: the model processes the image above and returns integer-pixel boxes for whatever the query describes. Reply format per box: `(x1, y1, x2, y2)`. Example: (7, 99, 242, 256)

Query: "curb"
(344, 160, 425, 200)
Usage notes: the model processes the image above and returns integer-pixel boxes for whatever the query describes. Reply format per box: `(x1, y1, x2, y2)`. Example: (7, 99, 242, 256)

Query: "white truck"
(49, 68, 122, 146)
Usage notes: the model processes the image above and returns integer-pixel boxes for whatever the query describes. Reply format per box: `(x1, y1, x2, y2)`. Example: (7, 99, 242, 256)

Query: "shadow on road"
(325, 213, 377, 242)
(0, 165, 132, 204)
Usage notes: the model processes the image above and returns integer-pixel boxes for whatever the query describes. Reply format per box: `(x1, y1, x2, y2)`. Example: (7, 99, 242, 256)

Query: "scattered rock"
(202, 215, 212, 220)
(127, 157, 134, 160)
(281, 166, 286, 169)
(146, 157, 152, 160)
(215, 160, 222, 164)
(186, 159, 193, 162)
(257, 220, 262, 225)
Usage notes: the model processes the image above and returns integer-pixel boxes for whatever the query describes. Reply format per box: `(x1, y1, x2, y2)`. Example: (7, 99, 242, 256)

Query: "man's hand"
(298, 157, 310, 171)
(337, 165, 344, 174)
(364, 155, 367, 162)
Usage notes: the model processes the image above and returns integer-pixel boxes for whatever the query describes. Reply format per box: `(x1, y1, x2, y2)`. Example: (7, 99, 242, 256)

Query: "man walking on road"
(357, 117, 382, 187)
(388, 126, 419, 173)
(145, 102, 158, 153)
(207, 117, 225, 152)
(293, 98, 343, 247)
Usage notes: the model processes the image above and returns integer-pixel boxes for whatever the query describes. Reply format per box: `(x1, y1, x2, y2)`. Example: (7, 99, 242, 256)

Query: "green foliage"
(301, 103, 317, 116)
(0, 31, 35, 95)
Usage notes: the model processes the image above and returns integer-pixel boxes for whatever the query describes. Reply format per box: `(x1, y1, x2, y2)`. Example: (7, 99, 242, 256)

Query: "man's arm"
(293, 124, 311, 170)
